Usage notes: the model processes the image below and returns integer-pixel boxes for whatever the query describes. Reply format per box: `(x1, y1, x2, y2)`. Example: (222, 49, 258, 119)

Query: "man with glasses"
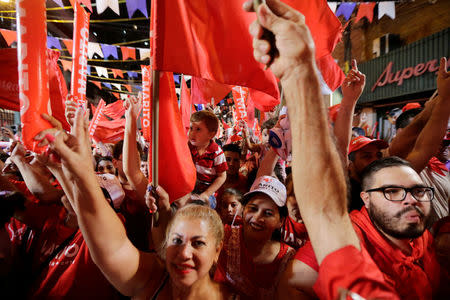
(351, 156, 444, 298)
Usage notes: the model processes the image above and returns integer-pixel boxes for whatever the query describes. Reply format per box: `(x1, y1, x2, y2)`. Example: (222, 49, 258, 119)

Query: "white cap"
(97, 173, 125, 209)
(243, 176, 286, 207)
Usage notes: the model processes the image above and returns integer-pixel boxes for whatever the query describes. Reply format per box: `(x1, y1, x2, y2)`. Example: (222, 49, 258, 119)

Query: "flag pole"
(152, 70, 160, 186)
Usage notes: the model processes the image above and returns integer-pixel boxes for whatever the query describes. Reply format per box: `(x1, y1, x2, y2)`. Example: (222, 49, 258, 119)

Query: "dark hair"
(190, 110, 219, 134)
(112, 140, 143, 160)
(261, 118, 277, 131)
(395, 108, 422, 130)
(96, 156, 113, 171)
(0, 152, 9, 163)
(348, 151, 356, 162)
(0, 191, 26, 225)
(361, 156, 413, 190)
(222, 143, 241, 154)
(222, 188, 243, 202)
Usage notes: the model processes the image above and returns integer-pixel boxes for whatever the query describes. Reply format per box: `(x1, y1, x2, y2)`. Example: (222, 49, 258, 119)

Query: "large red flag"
(158, 72, 196, 201)
(89, 99, 106, 139)
(190, 77, 231, 105)
(180, 76, 191, 132)
(152, 0, 280, 104)
(102, 100, 126, 120)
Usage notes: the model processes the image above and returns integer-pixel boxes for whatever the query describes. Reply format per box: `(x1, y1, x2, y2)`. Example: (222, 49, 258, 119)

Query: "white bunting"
(120, 93, 128, 100)
(139, 48, 150, 60)
(327, 2, 338, 13)
(88, 42, 104, 58)
(112, 83, 122, 90)
(378, 2, 396, 20)
(96, 0, 120, 15)
(95, 66, 109, 78)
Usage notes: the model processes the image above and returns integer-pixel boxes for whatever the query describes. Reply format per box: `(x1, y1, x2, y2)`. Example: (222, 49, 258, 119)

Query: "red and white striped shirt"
(189, 140, 228, 193)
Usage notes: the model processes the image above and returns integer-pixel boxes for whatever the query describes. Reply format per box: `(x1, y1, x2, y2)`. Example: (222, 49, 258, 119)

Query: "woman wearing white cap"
(214, 175, 295, 299)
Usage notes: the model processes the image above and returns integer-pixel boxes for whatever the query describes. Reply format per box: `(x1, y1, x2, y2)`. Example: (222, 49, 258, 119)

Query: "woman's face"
(165, 217, 221, 288)
(97, 160, 115, 175)
(243, 194, 282, 241)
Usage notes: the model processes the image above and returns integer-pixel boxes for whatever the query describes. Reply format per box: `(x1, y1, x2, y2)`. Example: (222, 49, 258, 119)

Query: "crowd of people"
(0, 0, 449, 299)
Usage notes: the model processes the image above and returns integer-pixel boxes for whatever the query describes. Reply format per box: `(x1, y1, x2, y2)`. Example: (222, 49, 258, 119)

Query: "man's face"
(361, 166, 432, 240)
(262, 128, 270, 145)
(352, 144, 383, 176)
(188, 121, 214, 148)
(140, 160, 149, 178)
(112, 154, 124, 178)
(224, 151, 240, 176)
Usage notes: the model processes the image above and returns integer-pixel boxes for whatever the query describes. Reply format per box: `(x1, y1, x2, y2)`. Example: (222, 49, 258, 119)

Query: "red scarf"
(350, 207, 441, 299)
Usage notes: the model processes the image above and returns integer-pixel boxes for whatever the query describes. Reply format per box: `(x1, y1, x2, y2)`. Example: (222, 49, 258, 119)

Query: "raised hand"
(244, 0, 316, 80)
(145, 185, 170, 213)
(65, 95, 78, 126)
(341, 59, 366, 103)
(437, 57, 450, 100)
(1, 127, 16, 141)
(123, 94, 142, 120)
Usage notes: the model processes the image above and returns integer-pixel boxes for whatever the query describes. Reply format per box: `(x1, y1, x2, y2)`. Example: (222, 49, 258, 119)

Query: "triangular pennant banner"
(52, 0, 65, 8)
(125, 0, 148, 18)
(61, 60, 73, 71)
(47, 36, 62, 49)
(88, 42, 104, 58)
(0, 29, 17, 46)
(127, 71, 138, 78)
(95, 66, 109, 78)
(112, 68, 124, 78)
(379, 2, 396, 20)
(335, 3, 356, 21)
(92, 81, 102, 89)
(96, 0, 120, 15)
(124, 84, 132, 92)
(112, 92, 119, 99)
(355, 3, 376, 24)
(62, 39, 74, 55)
(103, 82, 112, 89)
(112, 83, 122, 90)
(139, 48, 150, 60)
(121, 46, 136, 60)
(328, 2, 338, 13)
(101, 43, 119, 59)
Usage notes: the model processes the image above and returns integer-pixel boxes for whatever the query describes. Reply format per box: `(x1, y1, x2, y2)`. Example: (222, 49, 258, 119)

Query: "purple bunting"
(173, 74, 180, 84)
(51, 0, 64, 8)
(87, 65, 91, 75)
(125, 0, 148, 18)
(335, 3, 356, 21)
(127, 71, 138, 78)
(103, 82, 112, 89)
(47, 36, 62, 50)
(101, 44, 119, 59)
(134, 85, 142, 91)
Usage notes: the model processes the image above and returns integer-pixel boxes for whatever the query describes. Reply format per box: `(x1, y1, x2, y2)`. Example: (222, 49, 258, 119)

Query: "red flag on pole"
(190, 77, 231, 105)
(180, 76, 191, 133)
(71, 1, 90, 108)
(102, 100, 126, 119)
(152, 0, 280, 104)
(158, 72, 196, 200)
(89, 99, 105, 139)
(141, 65, 152, 142)
(232, 86, 248, 122)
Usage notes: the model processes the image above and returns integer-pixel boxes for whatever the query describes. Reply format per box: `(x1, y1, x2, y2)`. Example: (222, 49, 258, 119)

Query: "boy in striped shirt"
(188, 110, 228, 208)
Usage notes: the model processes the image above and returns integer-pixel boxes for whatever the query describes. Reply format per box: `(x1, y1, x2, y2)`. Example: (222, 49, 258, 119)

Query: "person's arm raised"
(46, 109, 158, 296)
(123, 95, 148, 204)
(334, 60, 365, 165)
(246, 0, 359, 264)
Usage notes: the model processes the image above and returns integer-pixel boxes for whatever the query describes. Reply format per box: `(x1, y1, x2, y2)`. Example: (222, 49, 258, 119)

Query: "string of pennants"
(51, 0, 147, 18)
(328, 1, 396, 23)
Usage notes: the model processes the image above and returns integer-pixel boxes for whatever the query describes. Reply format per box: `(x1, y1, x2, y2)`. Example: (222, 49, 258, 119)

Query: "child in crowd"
(188, 110, 228, 208)
(219, 188, 243, 225)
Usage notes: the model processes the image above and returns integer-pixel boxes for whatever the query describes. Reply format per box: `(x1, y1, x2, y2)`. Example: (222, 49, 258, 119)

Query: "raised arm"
(334, 60, 366, 165)
(402, 58, 450, 172)
(45, 109, 158, 296)
(123, 95, 148, 203)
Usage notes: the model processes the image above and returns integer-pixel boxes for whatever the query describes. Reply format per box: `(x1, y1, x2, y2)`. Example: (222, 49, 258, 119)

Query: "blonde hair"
(159, 204, 224, 258)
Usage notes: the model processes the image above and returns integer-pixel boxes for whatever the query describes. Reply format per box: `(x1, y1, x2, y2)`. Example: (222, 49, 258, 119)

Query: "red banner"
(89, 99, 105, 139)
(141, 65, 152, 142)
(71, 1, 90, 108)
(180, 76, 191, 133)
(16, 0, 52, 152)
(232, 86, 248, 122)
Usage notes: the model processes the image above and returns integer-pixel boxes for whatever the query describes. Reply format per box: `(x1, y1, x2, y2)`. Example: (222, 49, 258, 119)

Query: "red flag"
(180, 76, 191, 132)
(232, 86, 248, 122)
(48, 50, 70, 131)
(152, 0, 280, 104)
(103, 100, 126, 119)
(121, 47, 136, 60)
(70, 1, 90, 108)
(283, 0, 344, 91)
(158, 72, 196, 200)
(91, 81, 102, 89)
(249, 89, 279, 112)
(93, 126, 124, 144)
(89, 99, 105, 138)
(190, 77, 231, 105)
(112, 68, 124, 78)
(355, 3, 376, 24)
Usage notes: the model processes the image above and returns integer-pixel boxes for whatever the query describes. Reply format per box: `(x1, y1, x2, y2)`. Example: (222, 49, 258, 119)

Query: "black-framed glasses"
(365, 186, 434, 202)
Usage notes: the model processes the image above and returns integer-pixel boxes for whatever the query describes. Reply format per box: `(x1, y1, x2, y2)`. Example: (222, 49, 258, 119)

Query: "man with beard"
(291, 156, 447, 298)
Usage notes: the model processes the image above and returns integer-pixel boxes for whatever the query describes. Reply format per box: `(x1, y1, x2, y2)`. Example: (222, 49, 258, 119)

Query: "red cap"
(402, 102, 421, 112)
(348, 136, 389, 154)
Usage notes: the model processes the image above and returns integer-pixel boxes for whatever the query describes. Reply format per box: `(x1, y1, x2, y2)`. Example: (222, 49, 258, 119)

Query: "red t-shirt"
(280, 216, 308, 249)
(189, 140, 228, 193)
(214, 225, 295, 299)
